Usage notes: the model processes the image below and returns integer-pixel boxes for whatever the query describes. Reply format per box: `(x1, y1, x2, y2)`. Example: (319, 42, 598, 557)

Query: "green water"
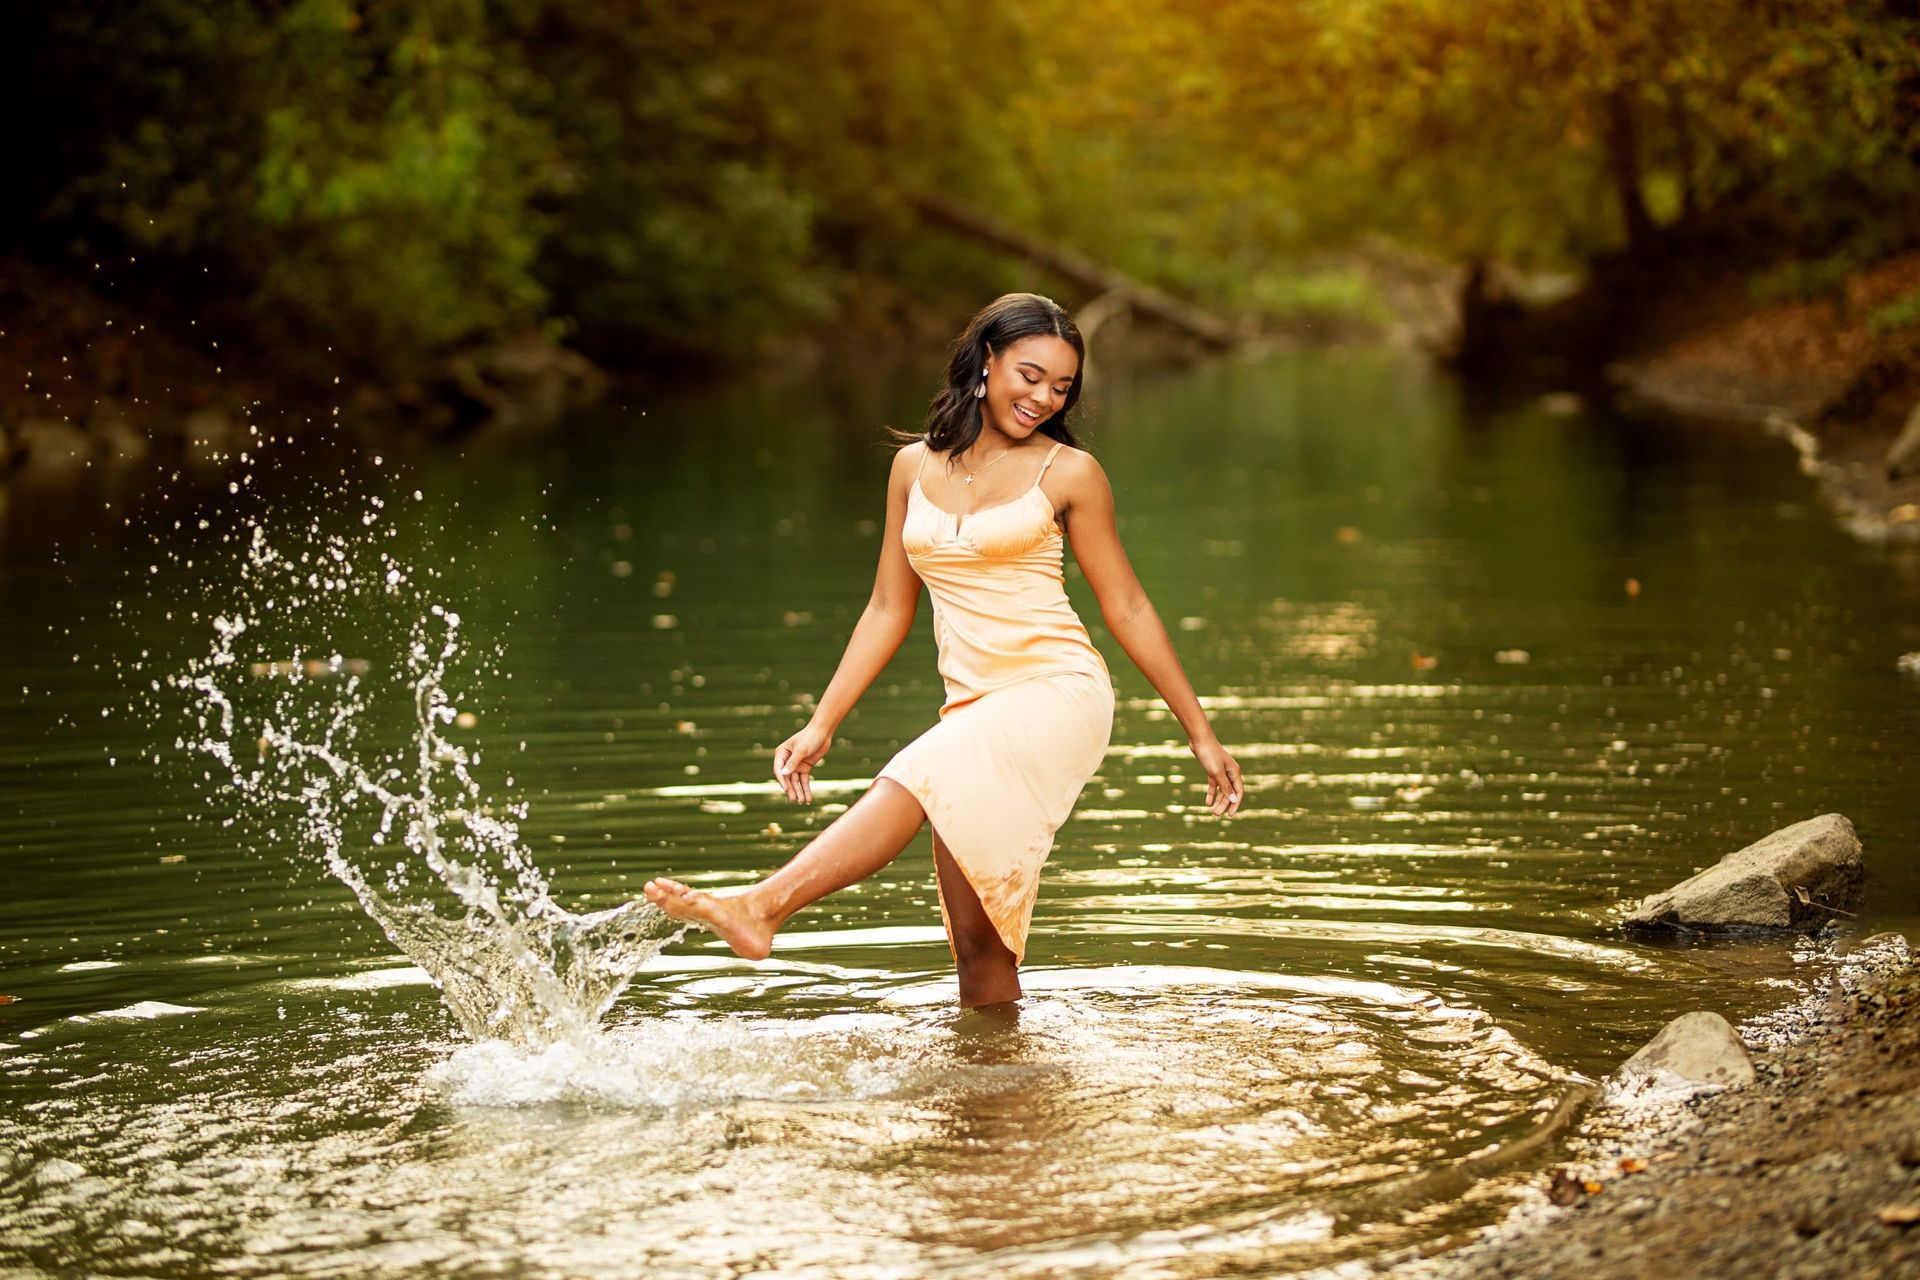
(3, 349, 1916, 1277)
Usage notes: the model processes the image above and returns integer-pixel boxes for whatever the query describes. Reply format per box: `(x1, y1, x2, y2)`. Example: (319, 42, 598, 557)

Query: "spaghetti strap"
(1037, 440, 1065, 478)
(914, 437, 929, 486)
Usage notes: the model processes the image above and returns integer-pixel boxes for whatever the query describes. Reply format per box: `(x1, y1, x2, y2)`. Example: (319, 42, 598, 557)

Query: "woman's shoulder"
(888, 436, 931, 485)
(1046, 440, 1104, 481)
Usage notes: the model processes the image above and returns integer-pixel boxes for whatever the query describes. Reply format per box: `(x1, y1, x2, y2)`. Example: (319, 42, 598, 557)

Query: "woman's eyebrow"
(1017, 360, 1075, 382)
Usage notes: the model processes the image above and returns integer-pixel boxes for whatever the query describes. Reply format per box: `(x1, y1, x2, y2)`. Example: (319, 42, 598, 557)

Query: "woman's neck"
(957, 424, 1018, 466)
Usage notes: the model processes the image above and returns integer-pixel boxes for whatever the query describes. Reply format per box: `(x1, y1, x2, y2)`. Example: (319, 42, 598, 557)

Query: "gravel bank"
(1387, 934, 1919, 1280)
(1603, 250, 1920, 545)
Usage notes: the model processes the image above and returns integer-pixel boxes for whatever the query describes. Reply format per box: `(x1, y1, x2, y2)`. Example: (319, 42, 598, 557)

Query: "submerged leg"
(642, 777, 925, 960)
(933, 831, 1023, 1008)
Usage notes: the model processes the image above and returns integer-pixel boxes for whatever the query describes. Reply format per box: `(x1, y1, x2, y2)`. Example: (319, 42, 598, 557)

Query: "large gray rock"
(1619, 1011, 1755, 1088)
(1624, 813, 1864, 932)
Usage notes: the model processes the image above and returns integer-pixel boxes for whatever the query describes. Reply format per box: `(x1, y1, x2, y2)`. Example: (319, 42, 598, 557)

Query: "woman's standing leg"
(643, 777, 926, 959)
(933, 830, 1023, 1007)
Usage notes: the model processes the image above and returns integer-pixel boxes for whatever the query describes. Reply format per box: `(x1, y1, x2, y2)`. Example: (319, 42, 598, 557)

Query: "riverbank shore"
(1602, 250, 1920, 544)
(0, 257, 1233, 493)
(1389, 934, 1919, 1280)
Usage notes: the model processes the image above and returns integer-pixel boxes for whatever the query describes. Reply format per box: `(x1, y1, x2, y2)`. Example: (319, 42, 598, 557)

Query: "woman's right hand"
(773, 722, 833, 804)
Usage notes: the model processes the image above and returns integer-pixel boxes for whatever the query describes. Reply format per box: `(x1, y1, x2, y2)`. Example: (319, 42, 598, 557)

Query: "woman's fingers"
(1205, 762, 1241, 816)
(774, 743, 797, 803)
(774, 734, 830, 804)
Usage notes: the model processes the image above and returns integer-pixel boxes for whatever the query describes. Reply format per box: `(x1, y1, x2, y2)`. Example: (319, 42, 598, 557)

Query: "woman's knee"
(867, 776, 927, 829)
(950, 918, 1014, 972)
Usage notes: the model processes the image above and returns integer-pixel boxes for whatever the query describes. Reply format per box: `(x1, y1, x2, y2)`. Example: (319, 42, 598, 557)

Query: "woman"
(643, 292, 1241, 1007)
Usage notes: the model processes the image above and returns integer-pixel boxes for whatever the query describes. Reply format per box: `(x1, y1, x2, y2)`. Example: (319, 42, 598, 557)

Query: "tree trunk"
(1604, 87, 1659, 261)
(908, 192, 1244, 348)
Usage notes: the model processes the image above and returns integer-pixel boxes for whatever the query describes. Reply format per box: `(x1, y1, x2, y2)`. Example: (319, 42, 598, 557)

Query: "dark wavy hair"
(890, 292, 1086, 456)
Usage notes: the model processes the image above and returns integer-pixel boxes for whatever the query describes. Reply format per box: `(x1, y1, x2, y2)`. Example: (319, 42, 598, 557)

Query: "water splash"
(172, 502, 685, 1048)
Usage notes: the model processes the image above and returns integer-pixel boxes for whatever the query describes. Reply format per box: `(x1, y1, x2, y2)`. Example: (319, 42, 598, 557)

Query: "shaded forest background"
(5, 0, 1919, 393)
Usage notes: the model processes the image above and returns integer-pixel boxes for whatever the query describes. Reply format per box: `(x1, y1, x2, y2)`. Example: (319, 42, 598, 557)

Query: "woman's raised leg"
(642, 777, 925, 960)
(933, 830, 1023, 1007)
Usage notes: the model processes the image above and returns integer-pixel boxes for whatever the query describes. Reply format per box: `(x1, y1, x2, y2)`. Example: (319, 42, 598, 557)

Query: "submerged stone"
(1624, 813, 1864, 933)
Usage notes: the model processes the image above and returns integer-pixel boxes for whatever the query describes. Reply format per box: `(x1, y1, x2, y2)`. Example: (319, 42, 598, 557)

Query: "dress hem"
(872, 764, 1032, 965)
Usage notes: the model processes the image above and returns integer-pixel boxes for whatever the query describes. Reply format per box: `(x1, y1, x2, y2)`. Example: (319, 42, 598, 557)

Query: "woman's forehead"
(1004, 334, 1079, 378)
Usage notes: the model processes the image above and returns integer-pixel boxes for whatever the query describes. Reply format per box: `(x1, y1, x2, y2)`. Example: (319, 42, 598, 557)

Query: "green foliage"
(521, 0, 1031, 357)
(11, 0, 1919, 368)
(36, 1, 558, 370)
(1244, 270, 1394, 328)
(999, 0, 1920, 318)
(1748, 254, 1866, 304)
(1867, 290, 1920, 336)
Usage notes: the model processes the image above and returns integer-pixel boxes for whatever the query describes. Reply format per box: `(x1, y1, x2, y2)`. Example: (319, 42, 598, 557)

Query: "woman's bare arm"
(1056, 449, 1242, 816)
(808, 444, 924, 733)
(773, 444, 925, 803)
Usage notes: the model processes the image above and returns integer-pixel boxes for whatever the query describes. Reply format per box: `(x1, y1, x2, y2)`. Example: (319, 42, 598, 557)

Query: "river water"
(3, 349, 1916, 1277)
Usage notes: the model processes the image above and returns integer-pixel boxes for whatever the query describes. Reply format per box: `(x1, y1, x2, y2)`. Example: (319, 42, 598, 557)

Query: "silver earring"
(974, 367, 987, 399)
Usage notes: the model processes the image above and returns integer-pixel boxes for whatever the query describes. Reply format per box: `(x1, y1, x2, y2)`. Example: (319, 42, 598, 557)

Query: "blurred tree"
(3, 0, 1914, 375)
(522, 0, 1037, 361)
(12, 0, 559, 373)
(1023, 0, 1920, 277)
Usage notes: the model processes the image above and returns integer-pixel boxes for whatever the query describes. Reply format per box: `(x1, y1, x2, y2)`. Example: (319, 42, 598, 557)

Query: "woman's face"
(981, 335, 1079, 440)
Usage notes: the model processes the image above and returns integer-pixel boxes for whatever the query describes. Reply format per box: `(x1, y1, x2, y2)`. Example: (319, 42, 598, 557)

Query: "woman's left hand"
(1190, 737, 1242, 817)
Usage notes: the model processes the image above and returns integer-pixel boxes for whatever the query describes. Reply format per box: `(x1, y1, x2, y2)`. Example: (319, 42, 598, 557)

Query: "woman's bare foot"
(641, 877, 776, 961)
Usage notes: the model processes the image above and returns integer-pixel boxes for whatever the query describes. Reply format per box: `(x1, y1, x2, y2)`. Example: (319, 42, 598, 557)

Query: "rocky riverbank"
(1387, 933, 1920, 1280)
(0, 260, 608, 489)
(0, 256, 1222, 498)
(1603, 250, 1920, 544)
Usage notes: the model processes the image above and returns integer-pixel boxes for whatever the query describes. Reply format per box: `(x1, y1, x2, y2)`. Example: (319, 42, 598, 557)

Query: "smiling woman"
(641, 292, 1242, 1007)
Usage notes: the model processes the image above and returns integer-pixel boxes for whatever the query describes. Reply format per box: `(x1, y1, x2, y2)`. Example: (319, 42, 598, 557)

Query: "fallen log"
(908, 191, 1245, 348)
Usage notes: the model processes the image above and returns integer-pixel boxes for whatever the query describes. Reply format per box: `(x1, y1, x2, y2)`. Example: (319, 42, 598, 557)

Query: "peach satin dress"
(876, 437, 1115, 963)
